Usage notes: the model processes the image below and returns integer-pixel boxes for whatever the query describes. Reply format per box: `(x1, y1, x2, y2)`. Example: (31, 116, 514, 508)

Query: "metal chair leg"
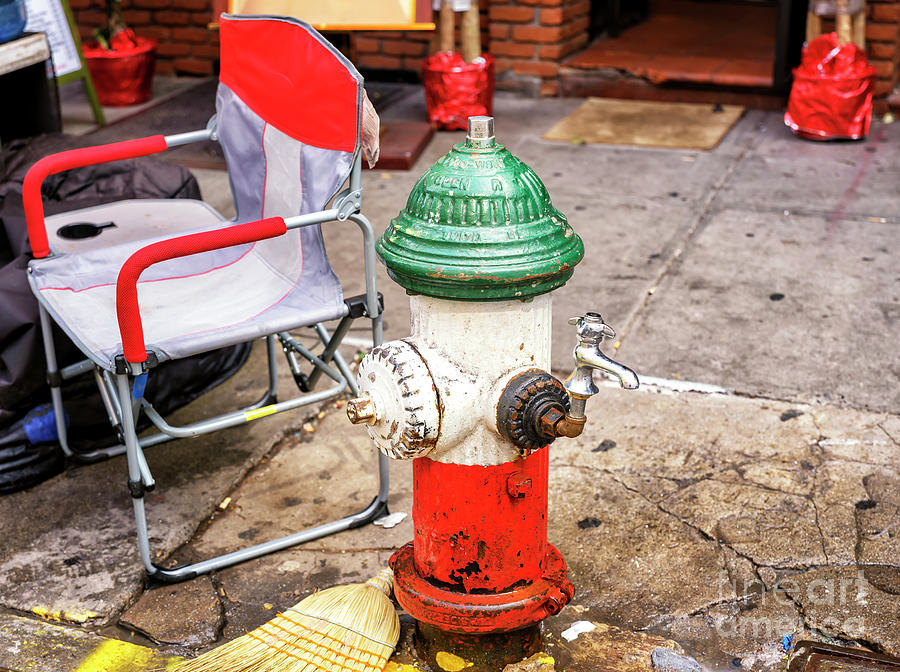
(38, 305, 73, 457)
(113, 321, 390, 583)
(116, 374, 155, 573)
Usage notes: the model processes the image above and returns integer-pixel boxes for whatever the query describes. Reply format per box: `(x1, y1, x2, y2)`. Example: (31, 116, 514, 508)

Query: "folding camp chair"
(21, 14, 388, 582)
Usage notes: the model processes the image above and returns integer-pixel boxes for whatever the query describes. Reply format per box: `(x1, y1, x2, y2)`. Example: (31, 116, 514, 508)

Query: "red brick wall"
(817, 2, 900, 112)
(866, 0, 900, 111)
(353, 0, 585, 95)
(71, 0, 218, 76)
(354, 29, 433, 74)
(489, 0, 589, 95)
(353, 1, 491, 77)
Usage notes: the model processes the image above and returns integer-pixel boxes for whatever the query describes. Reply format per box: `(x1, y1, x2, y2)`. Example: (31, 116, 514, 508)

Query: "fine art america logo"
(713, 570, 869, 639)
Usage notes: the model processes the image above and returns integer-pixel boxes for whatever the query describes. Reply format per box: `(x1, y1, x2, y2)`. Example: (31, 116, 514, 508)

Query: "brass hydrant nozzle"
(557, 414, 586, 438)
(346, 395, 377, 425)
(539, 407, 586, 439)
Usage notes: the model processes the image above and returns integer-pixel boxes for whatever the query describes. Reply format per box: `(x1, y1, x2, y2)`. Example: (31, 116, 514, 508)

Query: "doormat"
(543, 97, 745, 151)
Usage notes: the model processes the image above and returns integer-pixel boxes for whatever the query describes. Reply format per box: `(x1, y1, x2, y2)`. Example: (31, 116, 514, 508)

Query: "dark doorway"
(589, 0, 650, 39)
(578, 0, 806, 91)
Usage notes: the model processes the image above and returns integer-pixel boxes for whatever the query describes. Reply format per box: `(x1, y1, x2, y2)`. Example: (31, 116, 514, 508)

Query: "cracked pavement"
(0, 90, 897, 671)
(549, 385, 899, 669)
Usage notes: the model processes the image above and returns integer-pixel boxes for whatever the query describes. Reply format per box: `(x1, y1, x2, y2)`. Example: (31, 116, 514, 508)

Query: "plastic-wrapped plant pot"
(784, 32, 876, 140)
(423, 51, 494, 131)
(84, 34, 157, 107)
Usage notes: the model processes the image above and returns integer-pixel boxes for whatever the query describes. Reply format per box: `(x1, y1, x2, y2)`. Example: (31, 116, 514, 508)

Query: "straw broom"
(172, 568, 399, 672)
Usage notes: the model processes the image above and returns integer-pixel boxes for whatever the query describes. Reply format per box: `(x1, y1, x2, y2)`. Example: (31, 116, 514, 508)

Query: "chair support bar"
(148, 492, 389, 583)
(307, 320, 353, 390)
(278, 332, 345, 387)
(140, 375, 346, 439)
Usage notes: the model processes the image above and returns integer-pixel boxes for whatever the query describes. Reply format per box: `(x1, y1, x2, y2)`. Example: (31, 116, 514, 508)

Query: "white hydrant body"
(358, 294, 551, 465)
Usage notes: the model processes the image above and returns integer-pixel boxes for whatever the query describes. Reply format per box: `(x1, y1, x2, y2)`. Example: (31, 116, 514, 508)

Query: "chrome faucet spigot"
(565, 312, 638, 422)
(538, 313, 639, 441)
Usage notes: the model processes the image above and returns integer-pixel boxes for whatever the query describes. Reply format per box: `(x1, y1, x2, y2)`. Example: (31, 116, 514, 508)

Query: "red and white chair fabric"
(22, 14, 388, 582)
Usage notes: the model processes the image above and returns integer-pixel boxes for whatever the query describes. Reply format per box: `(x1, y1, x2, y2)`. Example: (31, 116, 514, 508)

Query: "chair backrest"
(216, 14, 363, 285)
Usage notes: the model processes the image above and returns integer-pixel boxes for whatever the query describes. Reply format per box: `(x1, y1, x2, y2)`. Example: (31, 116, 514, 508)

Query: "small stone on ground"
(503, 653, 556, 671)
(652, 647, 703, 672)
(119, 575, 222, 647)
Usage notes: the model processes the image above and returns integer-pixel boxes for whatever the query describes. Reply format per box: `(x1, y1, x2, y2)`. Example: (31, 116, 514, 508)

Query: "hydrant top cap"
(376, 116, 585, 301)
(466, 116, 494, 145)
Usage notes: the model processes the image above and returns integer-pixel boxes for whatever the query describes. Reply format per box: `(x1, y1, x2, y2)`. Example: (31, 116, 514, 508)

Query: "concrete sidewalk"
(0, 91, 897, 672)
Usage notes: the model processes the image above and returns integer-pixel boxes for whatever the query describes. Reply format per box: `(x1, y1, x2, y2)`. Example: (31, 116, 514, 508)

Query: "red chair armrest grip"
(23, 135, 169, 259)
(116, 217, 288, 364)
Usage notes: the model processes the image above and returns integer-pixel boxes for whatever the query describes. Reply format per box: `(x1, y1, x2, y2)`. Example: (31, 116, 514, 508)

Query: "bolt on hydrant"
(347, 116, 639, 671)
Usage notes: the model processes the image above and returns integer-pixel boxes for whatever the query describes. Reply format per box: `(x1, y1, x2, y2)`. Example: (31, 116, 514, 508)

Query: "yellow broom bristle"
(172, 567, 399, 672)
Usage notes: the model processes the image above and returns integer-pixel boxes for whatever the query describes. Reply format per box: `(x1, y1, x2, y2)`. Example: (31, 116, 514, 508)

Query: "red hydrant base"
(412, 449, 551, 593)
(390, 541, 574, 634)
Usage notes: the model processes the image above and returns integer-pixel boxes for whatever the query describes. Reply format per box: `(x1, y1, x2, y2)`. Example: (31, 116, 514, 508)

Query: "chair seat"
(29, 200, 345, 369)
(46, 200, 227, 255)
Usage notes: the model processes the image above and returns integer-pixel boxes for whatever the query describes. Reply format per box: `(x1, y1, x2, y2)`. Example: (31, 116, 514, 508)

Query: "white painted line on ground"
(634, 375, 731, 395)
(589, 373, 730, 395)
(342, 336, 375, 349)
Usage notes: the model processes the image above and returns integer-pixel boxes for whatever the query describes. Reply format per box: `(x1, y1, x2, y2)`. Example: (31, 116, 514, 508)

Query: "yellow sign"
(227, 0, 434, 30)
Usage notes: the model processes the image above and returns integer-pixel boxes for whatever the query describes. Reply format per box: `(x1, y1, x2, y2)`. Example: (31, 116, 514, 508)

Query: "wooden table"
(0, 32, 61, 144)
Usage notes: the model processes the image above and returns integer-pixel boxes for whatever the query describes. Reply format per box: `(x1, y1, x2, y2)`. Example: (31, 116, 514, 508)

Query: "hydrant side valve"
(350, 337, 572, 460)
(351, 341, 441, 460)
(496, 369, 570, 450)
(345, 394, 377, 425)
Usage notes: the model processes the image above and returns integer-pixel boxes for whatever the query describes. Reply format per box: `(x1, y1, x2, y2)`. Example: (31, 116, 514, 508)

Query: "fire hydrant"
(347, 116, 639, 671)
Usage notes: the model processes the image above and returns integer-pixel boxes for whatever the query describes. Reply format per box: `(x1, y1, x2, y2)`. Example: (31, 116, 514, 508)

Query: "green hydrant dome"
(376, 116, 584, 301)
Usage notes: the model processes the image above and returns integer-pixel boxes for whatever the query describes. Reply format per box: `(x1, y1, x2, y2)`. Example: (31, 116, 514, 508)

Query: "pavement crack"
(607, 469, 829, 577)
(616, 130, 758, 348)
(682, 594, 757, 620)
(723, 469, 811, 500)
(206, 573, 228, 644)
(727, 388, 895, 417)
(809, 495, 830, 566)
(877, 422, 900, 448)
(610, 471, 704, 534)
(806, 434, 830, 565)
(607, 470, 742, 561)
(782, 581, 881, 652)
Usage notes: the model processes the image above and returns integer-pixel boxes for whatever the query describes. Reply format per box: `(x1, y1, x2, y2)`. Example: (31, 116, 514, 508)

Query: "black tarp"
(0, 135, 250, 489)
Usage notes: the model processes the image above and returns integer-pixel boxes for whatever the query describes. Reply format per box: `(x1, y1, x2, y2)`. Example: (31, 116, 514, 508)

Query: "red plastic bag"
(83, 34, 157, 107)
(785, 33, 876, 140)
(422, 52, 494, 130)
